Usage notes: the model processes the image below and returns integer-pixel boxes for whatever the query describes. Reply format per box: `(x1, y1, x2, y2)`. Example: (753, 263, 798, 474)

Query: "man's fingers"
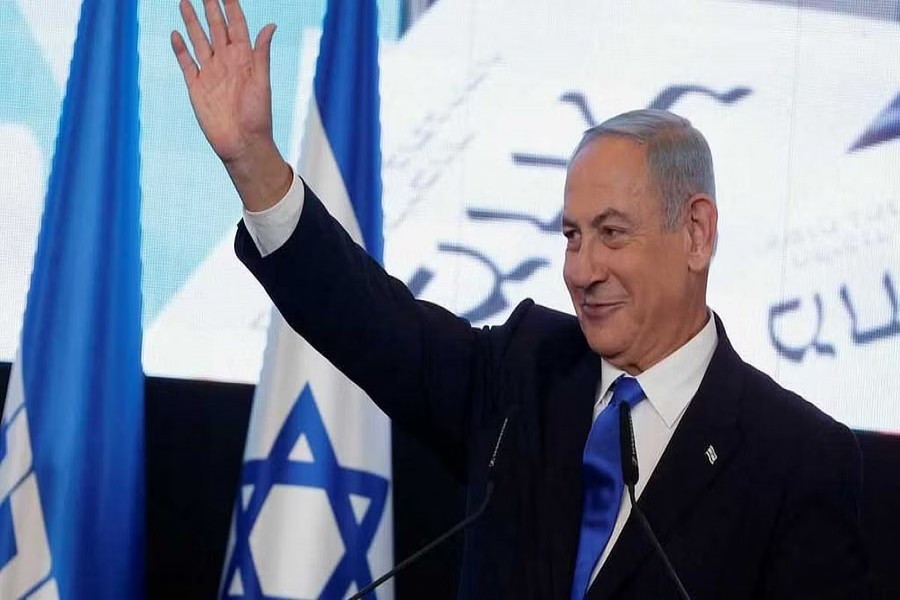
(180, 0, 212, 64)
(171, 30, 199, 82)
(253, 23, 277, 77)
(223, 0, 251, 45)
(204, 0, 230, 49)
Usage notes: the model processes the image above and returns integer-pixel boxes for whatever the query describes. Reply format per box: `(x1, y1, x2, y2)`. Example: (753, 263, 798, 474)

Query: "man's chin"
(581, 329, 628, 360)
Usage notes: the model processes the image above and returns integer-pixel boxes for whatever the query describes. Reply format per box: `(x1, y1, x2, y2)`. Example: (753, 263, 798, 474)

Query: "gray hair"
(572, 109, 716, 229)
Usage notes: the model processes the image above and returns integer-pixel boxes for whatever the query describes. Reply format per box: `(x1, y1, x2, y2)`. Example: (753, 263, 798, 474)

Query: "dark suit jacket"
(235, 183, 867, 599)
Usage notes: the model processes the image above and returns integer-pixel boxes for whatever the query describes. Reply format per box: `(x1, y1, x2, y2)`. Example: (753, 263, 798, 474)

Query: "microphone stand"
(349, 483, 494, 600)
(619, 403, 691, 600)
(348, 410, 515, 600)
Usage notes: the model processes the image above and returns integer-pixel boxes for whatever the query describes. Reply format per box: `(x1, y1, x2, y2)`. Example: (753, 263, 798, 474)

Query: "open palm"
(171, 0, 276, 164)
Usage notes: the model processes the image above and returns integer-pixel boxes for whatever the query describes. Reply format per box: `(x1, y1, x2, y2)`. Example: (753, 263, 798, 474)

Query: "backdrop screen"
(2, 0, 899, 434)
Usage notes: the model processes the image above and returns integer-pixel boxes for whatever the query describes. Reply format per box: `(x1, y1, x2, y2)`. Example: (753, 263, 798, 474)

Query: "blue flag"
(221, 1, 393, 598)
(0, 0, 144, 597)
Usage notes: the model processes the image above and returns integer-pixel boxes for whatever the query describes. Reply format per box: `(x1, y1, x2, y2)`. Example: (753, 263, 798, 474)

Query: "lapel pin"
(705, 445, 718, 465)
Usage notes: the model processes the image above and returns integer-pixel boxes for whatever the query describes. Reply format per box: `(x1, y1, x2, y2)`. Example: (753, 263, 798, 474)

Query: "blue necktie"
(570, 375, 646, 600)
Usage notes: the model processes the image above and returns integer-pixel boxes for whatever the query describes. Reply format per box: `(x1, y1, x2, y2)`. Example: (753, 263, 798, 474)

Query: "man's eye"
(563, 230, 580, 250)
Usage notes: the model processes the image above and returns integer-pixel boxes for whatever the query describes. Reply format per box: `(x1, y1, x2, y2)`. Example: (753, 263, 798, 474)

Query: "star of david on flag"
(220, 1, 393, 598)
(223, 386, 388, 598)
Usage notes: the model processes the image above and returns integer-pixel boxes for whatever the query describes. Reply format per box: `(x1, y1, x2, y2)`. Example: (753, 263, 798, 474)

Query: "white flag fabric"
(220, 1, 393, 599)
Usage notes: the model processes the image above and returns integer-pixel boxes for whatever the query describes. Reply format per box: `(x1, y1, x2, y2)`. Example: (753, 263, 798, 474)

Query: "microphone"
(618, 402, 692, 600)
(349, 409, 516, 600)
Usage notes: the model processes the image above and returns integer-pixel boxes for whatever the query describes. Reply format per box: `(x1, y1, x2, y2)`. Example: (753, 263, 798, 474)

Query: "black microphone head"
(618, 402, 639, 487)
(488, 406, 517, 477)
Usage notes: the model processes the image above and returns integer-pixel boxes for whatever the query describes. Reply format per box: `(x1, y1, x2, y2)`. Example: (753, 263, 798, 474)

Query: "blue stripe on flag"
(313, 0, 384, 262)
(0, 0, 145, 597)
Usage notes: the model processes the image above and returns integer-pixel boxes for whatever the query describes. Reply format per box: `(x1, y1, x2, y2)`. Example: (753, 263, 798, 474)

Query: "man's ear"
(683, 194, 717, 272)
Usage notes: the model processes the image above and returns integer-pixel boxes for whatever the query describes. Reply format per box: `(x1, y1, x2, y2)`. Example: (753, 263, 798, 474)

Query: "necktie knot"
(610, 375, 645, 409)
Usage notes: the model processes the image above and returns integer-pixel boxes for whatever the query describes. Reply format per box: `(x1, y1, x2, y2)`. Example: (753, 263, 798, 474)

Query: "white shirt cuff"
(241, 172, 306, 257)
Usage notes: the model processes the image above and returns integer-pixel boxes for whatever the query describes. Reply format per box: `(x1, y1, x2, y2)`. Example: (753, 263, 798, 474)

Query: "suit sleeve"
(762, 419, 869, 599)
(235, 182, 522, 476)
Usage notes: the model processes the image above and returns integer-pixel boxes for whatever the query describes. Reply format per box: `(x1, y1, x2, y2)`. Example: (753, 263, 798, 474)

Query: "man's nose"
(565, 240, 609, 288)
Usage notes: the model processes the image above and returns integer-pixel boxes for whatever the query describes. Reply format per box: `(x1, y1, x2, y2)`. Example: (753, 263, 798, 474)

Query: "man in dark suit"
(172, 1, 867, 597)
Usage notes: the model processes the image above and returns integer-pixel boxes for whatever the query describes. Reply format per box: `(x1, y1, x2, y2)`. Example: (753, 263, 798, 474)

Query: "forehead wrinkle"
(564, 137, 659, 225)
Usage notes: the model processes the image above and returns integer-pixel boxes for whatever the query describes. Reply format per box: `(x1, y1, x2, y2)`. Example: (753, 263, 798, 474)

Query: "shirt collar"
(597, 311, 719, 428)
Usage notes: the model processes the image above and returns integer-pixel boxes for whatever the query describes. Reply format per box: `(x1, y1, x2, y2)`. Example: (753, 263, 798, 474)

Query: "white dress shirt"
(242, 175, 719, 585)
(588, 314, 718, 584)
(242, 172, 306, 257)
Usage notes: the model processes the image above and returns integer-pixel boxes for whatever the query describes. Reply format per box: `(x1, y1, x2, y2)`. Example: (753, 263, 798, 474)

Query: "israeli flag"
(220, 1, 393, 599)
(0, 0, 145, 598)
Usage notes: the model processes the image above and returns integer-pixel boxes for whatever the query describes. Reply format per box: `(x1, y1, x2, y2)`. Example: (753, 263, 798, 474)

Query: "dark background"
(1, 362, 897, 598)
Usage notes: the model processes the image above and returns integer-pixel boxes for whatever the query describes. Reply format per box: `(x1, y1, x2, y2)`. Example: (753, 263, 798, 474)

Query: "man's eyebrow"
(562, 208, 631, 230)
(591, 208, 631, 228)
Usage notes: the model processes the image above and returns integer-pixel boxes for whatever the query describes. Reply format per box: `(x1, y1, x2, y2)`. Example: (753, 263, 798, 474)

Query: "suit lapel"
(589, 317, 746, 599)
(542, 347, 602, 598)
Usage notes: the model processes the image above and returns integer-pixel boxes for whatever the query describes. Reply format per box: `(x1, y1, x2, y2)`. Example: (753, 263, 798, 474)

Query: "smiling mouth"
(580, 301, 625, 319)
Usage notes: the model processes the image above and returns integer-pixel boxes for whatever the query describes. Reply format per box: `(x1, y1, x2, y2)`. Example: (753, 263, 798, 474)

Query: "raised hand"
(172, 0, 291, 211)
